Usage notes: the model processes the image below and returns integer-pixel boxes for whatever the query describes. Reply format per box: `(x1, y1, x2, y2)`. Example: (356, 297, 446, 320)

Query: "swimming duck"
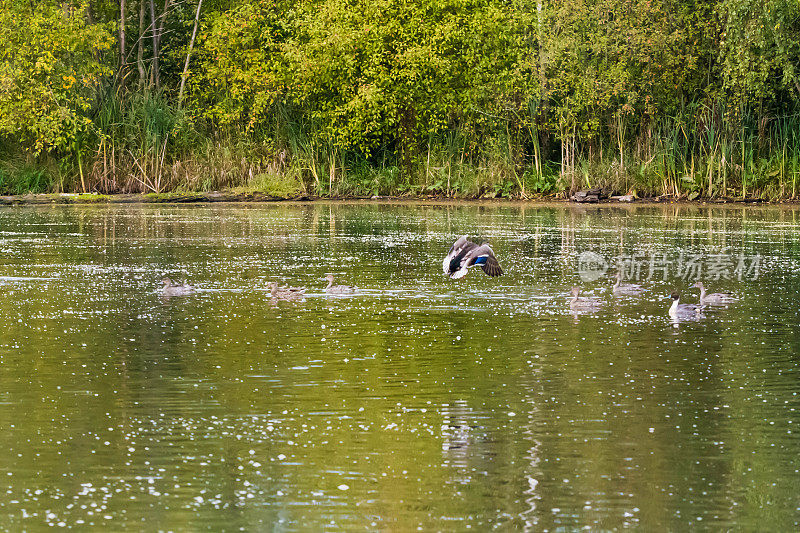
(324, 274, 357, 294)
(268, 282, 305, 301)
(569, 286, 603, 312)
(692, 281, 737, 306)
(161, 276, 195, 297)
(443, 235, 503, 279)
(612, 271, 644, 296)
(668, 291, 703, 319)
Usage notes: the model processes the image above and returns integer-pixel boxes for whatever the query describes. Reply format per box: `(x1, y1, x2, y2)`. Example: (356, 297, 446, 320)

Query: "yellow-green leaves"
(196, 1, 291, 129)
(0, 1, 113, 153)
(196, 0, 530, 158)
(719, 0, 800, 102)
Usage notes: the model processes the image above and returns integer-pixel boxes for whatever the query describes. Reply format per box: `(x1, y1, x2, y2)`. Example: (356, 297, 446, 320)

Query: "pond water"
(0, 202, 799, 530)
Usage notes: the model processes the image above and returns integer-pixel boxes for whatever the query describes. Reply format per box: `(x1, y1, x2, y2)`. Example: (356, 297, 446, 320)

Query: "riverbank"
(5, 1, 800, 207)
(0, 191, 789, 206)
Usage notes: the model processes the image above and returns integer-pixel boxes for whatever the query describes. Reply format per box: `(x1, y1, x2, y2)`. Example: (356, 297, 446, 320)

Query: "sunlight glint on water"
(0, 202, 798, 530)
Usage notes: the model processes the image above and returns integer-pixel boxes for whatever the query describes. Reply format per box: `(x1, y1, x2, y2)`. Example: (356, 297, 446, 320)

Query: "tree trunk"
(178, 0, 202, 106)
(152, 0, 172, 90)
(149, 0, 159, 88)
(137, 0, 146, 87)
(119, 0, 126, 66)
(157, 0, 172, 50)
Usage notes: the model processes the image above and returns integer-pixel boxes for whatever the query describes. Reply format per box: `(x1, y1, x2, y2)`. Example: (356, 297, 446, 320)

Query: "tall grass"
(2, 93, 799, 200)
(89, 90, 198, 192)
(564, 103, 800, 200)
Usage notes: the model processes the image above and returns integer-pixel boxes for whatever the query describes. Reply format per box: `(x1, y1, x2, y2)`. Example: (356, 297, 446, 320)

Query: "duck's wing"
(327, 284, 356, 293)
(572, 296, 602, 308)
(678, 303, 703, 315)
(706, 292, 737, 303)
(467, 244, 503, 277)
(615, 283, 644, 295)
(443, 235, 473, 276)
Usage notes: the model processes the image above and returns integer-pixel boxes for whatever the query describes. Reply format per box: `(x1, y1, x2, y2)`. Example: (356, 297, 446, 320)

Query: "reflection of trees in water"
(1, 202, 799, 529)
(440, 399, 478, 486)
(518, 367, 542, 530)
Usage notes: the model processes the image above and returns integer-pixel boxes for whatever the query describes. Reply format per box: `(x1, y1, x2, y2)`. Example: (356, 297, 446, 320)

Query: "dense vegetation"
(1, 0, 799, 199)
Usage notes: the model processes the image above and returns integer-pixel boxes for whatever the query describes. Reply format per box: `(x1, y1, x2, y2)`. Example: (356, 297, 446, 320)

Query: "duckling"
(443, 235, 503, 279)
(161, 276, 195, 297)
(569, 286, 603, 313)
(692, 281, 737, 306)
(324, 274, 357, 294)
(668, 291, 704, 319)
(268, 282, 305, 301)
(612, 271, 644, 296)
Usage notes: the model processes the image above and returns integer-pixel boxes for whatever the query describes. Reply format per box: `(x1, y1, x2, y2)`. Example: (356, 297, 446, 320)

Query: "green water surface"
(0, 202, 799, 531)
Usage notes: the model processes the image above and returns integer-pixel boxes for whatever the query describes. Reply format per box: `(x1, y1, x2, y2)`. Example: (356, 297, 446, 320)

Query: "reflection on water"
(0, 202, 799, 530)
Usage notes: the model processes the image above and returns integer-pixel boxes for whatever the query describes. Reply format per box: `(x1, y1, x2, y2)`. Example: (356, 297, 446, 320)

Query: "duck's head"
(324, 273, 335, 282)
(571, 286, 581, 297)
(267, 282, 279, 293)
(161, 276, 174, 287)
(691, 281, 704, 289)
(670, 291, 680, 301)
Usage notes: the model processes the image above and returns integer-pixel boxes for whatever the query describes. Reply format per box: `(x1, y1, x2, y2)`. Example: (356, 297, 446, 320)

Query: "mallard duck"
(161, 276, 195, 297)
(442, 235, 503, 279)
(569, 286, 603, 312)
(668, 291, 704, 319)
(324, 274, 357, 294)
(268, 282, 305, 301)
(612, 271, 644, 296)
(692, 281, 737, 305)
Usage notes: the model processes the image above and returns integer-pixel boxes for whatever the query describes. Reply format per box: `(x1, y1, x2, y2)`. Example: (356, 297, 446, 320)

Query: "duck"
(324, 274, 357, 294)
(612, 271, 644, 296)
(692, 281, 737, 306)
(268, 282, 305, 301)
(569, 286, 603, 313)
(668, 291, 704, 319)
(161, 276, 195, 297)
(442, 235, 503, 279)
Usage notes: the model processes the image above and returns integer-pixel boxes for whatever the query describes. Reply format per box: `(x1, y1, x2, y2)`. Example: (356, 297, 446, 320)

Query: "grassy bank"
(4, 2, 800, 201)
(2, 100, 798, 201)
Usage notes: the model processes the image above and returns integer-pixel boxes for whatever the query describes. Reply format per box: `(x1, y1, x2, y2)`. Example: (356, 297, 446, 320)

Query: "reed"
(3, 92, 799, 201)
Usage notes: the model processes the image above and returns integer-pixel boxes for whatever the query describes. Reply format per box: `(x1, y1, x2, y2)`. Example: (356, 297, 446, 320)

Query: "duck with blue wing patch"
(443, 235, 503, 279)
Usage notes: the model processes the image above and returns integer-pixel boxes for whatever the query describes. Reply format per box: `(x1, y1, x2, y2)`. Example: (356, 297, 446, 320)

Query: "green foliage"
(0, 0, 799, 199)
(719, 0, 800, 102)
(97, 90, 197, 154)
(235, 171, 304, 198)
(541, 0, 717, 137)
(74, 193, 110, 202)
(0, 0, 113, 153)
(197, 1, 293, 129)
(0, 163, 53, 194)
(523, 167, 560, 195)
